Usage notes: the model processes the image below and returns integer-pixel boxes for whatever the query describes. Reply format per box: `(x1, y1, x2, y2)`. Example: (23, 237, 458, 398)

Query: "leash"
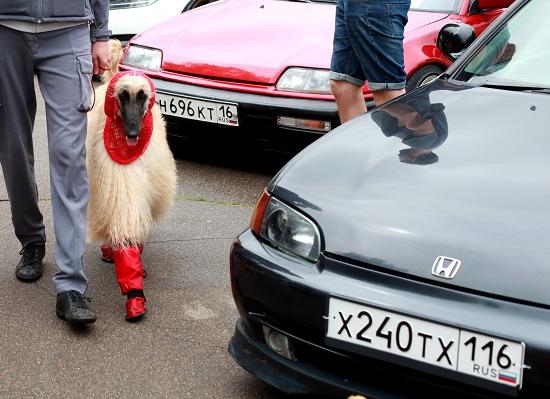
(90, 77, 96, 111)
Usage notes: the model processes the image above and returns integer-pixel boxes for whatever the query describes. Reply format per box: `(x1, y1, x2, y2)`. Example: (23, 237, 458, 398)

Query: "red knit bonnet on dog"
(103, 71, 156, 164)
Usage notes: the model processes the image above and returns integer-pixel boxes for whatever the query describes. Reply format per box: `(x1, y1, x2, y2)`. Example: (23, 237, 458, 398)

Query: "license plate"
(326, 298, 525, 388)
(156, 92, 239, 126)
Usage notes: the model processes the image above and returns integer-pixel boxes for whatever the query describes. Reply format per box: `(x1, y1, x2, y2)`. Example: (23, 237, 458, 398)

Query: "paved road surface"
(0, 86, 313, 398)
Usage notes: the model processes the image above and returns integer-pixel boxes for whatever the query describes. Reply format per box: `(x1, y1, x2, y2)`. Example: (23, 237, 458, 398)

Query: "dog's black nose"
(125, 122, 140, 138)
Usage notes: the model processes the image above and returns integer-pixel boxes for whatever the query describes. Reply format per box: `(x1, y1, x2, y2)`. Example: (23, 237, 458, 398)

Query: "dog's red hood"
(104, 71, 156, 164)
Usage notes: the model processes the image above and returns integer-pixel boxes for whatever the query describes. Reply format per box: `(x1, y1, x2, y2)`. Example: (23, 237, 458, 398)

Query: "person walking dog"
(330, 0, 411, 123)
(0, 0, 111, 325)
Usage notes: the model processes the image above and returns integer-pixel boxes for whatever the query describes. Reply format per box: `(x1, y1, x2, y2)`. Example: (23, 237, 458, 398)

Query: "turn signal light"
(250, 190, 270, 235)
(277, 116, 331, 133)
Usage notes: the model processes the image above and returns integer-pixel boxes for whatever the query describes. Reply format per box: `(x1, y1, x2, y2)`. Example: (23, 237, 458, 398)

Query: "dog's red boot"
(113, 246, 146, 321)
(126, 294, 146, 320)
(100, 244, 115, 263)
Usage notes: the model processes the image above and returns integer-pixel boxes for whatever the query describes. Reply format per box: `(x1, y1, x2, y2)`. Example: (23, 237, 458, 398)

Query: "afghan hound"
(86, 41, 177, 320)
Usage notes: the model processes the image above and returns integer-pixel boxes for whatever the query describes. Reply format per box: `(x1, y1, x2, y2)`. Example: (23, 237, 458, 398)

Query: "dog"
(86, 41, 177, 320)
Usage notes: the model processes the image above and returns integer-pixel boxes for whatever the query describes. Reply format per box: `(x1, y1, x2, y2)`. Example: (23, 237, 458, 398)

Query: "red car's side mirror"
(437, 23, 476, 61)
(477, 0, 515, 9)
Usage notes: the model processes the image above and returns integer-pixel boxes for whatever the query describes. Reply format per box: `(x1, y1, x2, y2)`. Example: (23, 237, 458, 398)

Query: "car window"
(410, 0, 462, 13)
(185, 0, 219, 11)
(455, 0, 550, 88)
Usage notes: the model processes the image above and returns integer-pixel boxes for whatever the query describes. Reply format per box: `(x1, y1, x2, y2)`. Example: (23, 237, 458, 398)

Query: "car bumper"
(150, 77, 341, 152)
(229, 229, 550, 398)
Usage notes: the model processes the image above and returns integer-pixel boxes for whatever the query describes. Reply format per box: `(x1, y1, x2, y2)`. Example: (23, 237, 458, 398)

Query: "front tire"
(406, 65, 445, 91)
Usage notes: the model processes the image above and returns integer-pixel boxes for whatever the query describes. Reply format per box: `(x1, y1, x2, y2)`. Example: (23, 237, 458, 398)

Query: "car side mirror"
(437, 23, 476, 61)
(477, 0, 515, 10)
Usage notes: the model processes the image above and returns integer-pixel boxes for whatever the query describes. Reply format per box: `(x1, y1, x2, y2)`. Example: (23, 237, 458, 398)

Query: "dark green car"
(229, 0, 550, 397)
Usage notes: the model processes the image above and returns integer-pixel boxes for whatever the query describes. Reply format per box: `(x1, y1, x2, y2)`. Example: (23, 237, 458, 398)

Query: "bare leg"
(331, 80, 367, 124)
(332, 80, 406, 123)
(372, 89, 406, 107)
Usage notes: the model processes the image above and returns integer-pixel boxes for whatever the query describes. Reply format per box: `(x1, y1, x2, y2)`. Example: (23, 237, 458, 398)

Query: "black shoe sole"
(56, 310, 97, 324)
(15, 272, 43, 283)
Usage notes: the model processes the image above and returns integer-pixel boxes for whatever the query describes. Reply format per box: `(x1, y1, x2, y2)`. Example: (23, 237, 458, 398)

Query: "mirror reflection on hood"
(371, 91, 449, 165)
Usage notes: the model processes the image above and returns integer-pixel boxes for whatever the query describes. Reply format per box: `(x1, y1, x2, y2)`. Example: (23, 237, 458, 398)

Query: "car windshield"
(455, 0, 550, 89)
(410, 0, 461, 13)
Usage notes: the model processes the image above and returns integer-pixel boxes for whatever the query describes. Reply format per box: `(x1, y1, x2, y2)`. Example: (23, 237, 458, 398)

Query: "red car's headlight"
(276, 67, 332, 94)
(121, 45, 162, 72)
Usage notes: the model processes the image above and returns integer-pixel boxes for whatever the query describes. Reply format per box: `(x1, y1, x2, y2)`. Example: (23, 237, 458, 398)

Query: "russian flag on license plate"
(499, 371, 517, 384)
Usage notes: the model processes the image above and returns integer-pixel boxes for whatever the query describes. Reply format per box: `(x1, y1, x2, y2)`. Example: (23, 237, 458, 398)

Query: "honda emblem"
(432, 256, 462, 279)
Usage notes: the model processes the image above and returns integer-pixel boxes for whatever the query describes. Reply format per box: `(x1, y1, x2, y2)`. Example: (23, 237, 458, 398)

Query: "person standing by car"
(330, 0, 411, 123)
(0, 0, 111, 325)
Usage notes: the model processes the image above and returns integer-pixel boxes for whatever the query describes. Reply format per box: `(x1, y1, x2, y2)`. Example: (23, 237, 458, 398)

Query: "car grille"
(324, 252, 550, 310)
(162, 114, 319, 154)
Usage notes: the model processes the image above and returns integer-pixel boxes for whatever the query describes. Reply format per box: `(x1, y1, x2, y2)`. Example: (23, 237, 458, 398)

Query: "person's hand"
(92, 40, 111, 75)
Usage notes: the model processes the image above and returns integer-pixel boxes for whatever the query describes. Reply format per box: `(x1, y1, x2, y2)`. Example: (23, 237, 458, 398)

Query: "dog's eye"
(118, 90, 130, 102)
(136, 90, 148, 102)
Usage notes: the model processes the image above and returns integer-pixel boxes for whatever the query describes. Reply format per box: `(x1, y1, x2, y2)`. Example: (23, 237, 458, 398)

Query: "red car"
(119, 0, 513, 150)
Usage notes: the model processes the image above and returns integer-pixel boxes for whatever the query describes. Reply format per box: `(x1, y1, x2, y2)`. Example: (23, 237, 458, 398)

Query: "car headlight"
(110, 0, 159, 10)
(251, 191, 321, 262)
(121, 45, 162, 72)
(276, 68, 331, 94)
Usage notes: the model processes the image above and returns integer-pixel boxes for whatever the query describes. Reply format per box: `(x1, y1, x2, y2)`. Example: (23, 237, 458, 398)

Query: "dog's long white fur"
(86, 44, 177, 247)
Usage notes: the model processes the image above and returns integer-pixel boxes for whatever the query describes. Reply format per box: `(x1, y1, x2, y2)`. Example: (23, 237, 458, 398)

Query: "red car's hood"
(133, 0, 448, 84)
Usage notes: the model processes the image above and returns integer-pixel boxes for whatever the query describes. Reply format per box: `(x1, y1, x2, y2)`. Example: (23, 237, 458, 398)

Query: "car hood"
(133, 0, 448, 84)
(271, 80, 550, 306)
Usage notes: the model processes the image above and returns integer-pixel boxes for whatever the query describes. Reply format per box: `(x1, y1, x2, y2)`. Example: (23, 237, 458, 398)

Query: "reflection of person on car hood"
(371, 92, 448, 165)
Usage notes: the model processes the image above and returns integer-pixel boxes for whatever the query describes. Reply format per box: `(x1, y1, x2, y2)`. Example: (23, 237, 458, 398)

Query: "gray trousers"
(0, 24, 92, 294)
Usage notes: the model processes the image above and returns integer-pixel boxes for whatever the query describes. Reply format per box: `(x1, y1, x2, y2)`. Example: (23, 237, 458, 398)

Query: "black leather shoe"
(15, 244, 46, 282)
(56, 291, 97, 324)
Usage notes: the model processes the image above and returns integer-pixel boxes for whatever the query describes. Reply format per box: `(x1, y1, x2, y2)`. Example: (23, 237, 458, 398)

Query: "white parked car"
(109, 0, 214, 43)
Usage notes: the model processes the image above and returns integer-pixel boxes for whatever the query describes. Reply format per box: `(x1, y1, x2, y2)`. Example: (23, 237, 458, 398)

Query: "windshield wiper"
(477, 83, 550, 93)
(525, 88, 550, 94)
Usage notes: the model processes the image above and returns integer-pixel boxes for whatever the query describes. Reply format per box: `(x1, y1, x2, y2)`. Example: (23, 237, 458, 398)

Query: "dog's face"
(114, 76, 153, 146)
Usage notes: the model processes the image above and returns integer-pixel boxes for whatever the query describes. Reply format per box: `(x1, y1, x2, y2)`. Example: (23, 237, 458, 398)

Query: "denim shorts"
(330, 0, 410, 91)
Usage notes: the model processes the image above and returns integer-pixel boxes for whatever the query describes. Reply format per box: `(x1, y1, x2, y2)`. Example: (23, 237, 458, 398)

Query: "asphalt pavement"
(0, 87, 303, 398)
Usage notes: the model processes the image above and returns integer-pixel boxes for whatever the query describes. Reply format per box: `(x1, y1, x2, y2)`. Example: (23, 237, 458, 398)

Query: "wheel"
(406, 65, 445, 91)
